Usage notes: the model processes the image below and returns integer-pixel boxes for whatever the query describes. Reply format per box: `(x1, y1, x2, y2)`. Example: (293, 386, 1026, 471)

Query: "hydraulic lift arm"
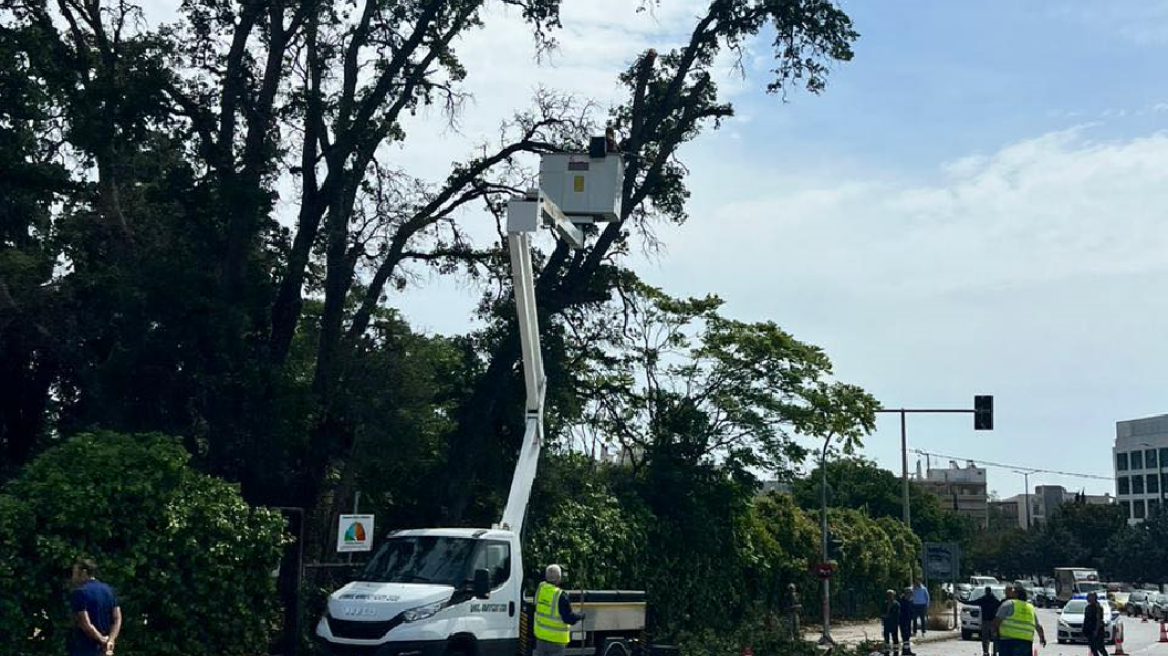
(497, 138, 623, 535)
(498, 193, 584, 535)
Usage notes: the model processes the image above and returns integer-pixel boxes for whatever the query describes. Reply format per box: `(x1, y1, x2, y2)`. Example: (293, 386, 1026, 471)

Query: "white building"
(1114, 414, 1168, 524)
(918, 460, 989, 527)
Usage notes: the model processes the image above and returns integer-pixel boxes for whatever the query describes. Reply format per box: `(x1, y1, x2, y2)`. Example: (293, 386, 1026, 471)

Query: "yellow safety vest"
(998, 600, 1037, 642)
(533, 582, 571, 645)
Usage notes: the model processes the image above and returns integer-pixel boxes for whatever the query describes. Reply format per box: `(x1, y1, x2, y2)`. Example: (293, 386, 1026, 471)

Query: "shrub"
(0, 431, 287, 656)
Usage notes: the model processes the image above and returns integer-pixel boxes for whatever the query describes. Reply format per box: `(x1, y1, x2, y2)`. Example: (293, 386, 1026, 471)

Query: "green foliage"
(970, 497, 1129, 580)
(792, 457, 978, 547)
(524, 454, 650, 590)
(566, 282, 878, 478)
(1106, 506, 1168, 584)
(0, 431, 287, 656)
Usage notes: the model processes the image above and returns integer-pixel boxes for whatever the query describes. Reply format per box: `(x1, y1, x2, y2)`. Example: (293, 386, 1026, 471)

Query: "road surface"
(909, 609, 1168, 656)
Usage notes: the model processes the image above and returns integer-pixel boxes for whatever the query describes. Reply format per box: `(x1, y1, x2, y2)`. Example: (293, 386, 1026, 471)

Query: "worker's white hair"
(545, 564, 563, 583)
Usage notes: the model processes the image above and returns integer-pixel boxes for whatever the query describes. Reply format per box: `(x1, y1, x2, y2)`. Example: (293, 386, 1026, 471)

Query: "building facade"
(1114, 414, 1168, 524)
(992, 486, 1113, 530)
(918, 460, 989, 528)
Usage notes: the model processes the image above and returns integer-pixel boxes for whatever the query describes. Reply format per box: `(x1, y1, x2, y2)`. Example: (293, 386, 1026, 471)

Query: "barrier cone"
(1160, 620, 1168, 643)
(1114, 623, 1126, 655)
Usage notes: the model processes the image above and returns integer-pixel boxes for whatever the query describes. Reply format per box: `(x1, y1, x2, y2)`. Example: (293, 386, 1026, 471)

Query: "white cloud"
(666, 127, 1168, 298)
(1049, 1, 1168, 46)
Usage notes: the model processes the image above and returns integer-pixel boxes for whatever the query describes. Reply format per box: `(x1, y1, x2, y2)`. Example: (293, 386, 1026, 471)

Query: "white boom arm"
(498, 192, 584, 535)
(498, 140, 623, 535)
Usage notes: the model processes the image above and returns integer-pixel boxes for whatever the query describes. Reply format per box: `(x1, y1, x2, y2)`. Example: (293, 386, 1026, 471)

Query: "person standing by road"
(973, 586, 1002, 656)
(912, 580, 930, 636)
(993, 587, 1046, 656)
(68, 558, 120, 656)
(883, 590, 902, 655)
(1083, 592, 1109, 656)
(899, 588, 916, 655)
(782, 583, 802, 640)
(533, 564, 584, 656)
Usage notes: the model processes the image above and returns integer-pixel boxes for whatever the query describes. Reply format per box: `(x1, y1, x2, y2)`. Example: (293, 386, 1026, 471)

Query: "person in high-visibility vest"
(533, 564, 584, 656)
(992, 587, 1046, 656)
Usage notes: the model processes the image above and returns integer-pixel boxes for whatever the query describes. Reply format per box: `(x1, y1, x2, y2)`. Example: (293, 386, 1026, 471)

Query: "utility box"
(539, 150, 624, 222)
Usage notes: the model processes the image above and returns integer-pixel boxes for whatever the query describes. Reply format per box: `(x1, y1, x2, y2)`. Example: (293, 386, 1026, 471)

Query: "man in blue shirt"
(912, 580, 930, 636)
(69, 559, 121, 656)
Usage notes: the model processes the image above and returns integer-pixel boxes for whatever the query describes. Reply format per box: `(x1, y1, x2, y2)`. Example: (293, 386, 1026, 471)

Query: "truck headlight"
(403, 601, 445, 622)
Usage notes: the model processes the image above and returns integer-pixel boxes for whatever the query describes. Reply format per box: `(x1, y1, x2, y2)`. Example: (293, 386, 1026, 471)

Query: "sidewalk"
(803, 621, 959, 649)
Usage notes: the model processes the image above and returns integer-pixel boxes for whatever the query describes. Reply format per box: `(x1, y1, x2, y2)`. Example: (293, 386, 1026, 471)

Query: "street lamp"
(1013, 470, 1033, 529)
(818, 436, 835, 647)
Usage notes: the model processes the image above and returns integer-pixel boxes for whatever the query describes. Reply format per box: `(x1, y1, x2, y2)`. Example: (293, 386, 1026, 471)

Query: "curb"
(802, 629, 960, 648)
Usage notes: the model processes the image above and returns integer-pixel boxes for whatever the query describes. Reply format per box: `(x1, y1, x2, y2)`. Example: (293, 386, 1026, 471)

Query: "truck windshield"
(362, 536, 477, 586)
(1077, 582, 1105, 593)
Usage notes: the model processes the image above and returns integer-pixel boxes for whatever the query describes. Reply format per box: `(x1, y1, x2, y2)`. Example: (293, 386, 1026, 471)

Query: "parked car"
(1151, 593, 1168, 621)
(961, 586, 1007, 641)
(956, 583, 973, 602)
(1058, 597, 1121, 645)
(1035, 586, 1058, 608)
(971, 575, 1000, 587)
(1127, 590, 1151, 617)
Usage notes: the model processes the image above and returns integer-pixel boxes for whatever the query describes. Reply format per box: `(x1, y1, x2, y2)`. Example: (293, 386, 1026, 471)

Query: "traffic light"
(974, 395, 993, 430)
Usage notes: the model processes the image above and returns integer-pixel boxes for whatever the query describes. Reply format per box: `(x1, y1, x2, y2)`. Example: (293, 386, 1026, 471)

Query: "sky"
(372, 0, 1168, 499)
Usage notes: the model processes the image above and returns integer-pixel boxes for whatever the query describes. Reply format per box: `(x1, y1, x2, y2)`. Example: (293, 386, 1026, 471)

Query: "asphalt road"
(909, 609, 1168, 656)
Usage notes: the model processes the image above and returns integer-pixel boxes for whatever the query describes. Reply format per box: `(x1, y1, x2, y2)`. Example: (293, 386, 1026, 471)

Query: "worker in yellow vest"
(533, 564, 584, 656)
(992, 587, 1046, 656)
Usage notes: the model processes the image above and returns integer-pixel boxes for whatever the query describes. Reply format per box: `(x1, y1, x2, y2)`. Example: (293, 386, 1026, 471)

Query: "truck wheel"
(602, 639, 630, 653)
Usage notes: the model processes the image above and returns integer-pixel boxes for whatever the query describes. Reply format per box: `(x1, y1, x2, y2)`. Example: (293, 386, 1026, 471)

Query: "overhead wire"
(911, 448, 1114, 481)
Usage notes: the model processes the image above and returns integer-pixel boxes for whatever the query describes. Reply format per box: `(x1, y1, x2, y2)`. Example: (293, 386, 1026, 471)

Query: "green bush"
(0, 431, 288, 656)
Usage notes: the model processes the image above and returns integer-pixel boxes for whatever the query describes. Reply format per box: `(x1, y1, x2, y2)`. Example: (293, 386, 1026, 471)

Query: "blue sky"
(388, 0, 1168, 498)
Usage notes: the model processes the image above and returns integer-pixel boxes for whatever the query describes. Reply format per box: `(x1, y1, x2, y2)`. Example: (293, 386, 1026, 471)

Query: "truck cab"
(316, 528, 522, 656)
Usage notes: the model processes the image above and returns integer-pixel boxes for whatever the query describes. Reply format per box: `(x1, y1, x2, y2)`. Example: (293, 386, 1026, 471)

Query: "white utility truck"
(1053, 567, 1104, 607)
(315, 138, 648, 656)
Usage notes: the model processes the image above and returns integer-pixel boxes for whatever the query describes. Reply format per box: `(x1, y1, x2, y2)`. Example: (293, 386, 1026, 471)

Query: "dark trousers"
(997, 638, 1032, 656)
(900, 622, 914, 651)
(884, 625, 900, 646)
(1088, 634, 1108, 656)
(913, 604, 928, 634)
(981, 629, 996, 656)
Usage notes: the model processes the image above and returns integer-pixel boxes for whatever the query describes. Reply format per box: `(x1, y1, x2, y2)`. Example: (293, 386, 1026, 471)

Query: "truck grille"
(327, 615, 402, 640)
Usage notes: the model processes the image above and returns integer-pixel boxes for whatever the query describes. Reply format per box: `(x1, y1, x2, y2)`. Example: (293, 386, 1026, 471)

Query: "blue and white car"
(1057, 595, 1121, 645)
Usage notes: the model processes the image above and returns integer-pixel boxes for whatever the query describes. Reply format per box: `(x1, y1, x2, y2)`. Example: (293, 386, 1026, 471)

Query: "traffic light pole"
(877, 398, 993, 537)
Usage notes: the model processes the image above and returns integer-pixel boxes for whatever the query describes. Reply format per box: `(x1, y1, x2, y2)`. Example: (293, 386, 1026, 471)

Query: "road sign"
(923, 542, 960, 582)
(814, 562, 836, 580)
(337, 514, 374, 553)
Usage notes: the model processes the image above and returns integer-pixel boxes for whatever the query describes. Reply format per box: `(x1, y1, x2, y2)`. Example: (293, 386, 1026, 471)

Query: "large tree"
(442, 0, 859, 521)
(2, 0, 859, 549)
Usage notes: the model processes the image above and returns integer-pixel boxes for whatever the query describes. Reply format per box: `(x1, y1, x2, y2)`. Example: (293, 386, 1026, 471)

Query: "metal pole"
(1024, 473, 1031, 530)
(820, 438, 833, 646)
(901, 410, 911, 529)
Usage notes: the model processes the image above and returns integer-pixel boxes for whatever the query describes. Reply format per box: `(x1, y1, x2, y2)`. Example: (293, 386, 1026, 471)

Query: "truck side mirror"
(474, 569, 491, 600)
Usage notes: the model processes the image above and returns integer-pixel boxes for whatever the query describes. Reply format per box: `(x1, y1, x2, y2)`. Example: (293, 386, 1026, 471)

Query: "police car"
(1057, 594, 1121, 645)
